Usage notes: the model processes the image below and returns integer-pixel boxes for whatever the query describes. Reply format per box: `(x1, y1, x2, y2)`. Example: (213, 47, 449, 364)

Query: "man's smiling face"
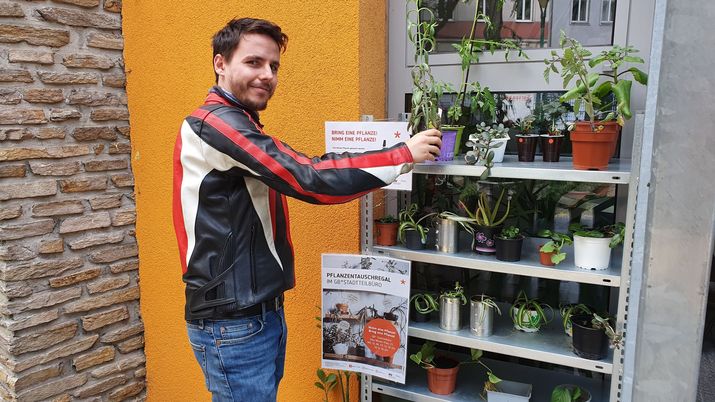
(214, 33, 280, 111)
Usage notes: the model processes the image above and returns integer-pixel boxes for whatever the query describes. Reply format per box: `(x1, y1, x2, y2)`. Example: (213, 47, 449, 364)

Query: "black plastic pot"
(541, 135, 564, 162)
(516, 135, 539, 162)
(355, 345, 366, 357)
(473, 225, 501, 255)
(404, 230, 426, 250)
(571, 314, 608, 360)
(494, 235, 524, 262)
(410, 308, 431, 322)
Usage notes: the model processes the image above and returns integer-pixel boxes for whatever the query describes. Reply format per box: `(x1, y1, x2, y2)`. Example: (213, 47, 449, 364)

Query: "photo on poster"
(321, 254, 411, 383)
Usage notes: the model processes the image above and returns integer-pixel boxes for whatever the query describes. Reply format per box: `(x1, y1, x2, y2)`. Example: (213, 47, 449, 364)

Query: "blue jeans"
(186, 308, 287, 402)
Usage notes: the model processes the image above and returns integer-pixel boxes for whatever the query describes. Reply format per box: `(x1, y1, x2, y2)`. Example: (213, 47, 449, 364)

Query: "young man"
(173, 18, 441, 401)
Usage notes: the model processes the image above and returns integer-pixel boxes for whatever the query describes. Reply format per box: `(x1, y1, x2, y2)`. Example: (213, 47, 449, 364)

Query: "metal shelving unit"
(360, 154, 640, 402)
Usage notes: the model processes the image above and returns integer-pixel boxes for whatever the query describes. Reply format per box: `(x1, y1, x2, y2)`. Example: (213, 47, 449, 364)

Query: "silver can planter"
(440, 296, 462, 331)
(436, 217, 459, 253)
(470, 296, 495, 337)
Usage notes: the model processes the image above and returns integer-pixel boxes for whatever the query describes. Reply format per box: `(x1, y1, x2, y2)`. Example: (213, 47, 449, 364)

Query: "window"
(515, 0, 532, 22)
(476, 0, 487, 21)
(601, 0, 616, 23)
(571, 0, 589, 23)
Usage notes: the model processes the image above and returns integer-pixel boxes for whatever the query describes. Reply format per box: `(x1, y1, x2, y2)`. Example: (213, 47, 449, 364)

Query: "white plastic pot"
(573, 235, 613, 270)
(490, 138, 510, 163)
(487, 380, 532, 401)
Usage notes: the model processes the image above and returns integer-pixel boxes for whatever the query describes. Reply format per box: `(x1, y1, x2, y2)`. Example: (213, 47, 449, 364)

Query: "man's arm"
(182, 108, 441, 204)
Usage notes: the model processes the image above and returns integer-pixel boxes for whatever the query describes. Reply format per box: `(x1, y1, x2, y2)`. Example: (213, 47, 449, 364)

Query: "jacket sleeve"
(184, 107, 414, 205)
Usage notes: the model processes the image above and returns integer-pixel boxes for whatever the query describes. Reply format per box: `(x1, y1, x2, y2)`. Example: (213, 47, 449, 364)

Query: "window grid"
(515, 0, 532, 22)
(571, 0, 590, 23)
(601, 0, 616, 23)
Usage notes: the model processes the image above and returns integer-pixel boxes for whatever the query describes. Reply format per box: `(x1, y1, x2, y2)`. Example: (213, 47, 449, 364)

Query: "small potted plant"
(514, 115, 539, 162)
(398, 203, 434, 250)
(570, 222, 625, 270)
(571, 312, 623, 360)
(469, 294, 501, 337)
(459, 187, 511, 255)
(486, 379, 533, 401)
(439, 282, 467, 331)
(434, 211, 476, 253)
(374, 215, 399, 246)
(540, 100, 571, 162)
(495, 225, 525, 262)
(551, 384, 592, 402)
(510, 290, 553, 333)
(324, 321, 352, 356)
(537, 229, 573, 266)
(544, 31, 648, 170)
(560, 303, 593, 336)
(410, 291, 439, 323)
(465, 122, 511, 165)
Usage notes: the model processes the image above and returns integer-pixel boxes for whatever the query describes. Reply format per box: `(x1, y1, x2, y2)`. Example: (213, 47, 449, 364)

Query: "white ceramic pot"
(511, 306, 540, 333)
(574, 235, 613, 270)
(332, 343, 349, 355)
(490, 138, 510, 163)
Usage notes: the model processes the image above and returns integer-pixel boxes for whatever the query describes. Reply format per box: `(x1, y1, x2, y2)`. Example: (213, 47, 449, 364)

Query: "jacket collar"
(206, 86, 263, 127)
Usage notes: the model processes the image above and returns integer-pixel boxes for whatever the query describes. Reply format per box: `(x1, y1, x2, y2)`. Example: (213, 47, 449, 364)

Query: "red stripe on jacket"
(172, 130, 189, 274)
(190, 109, 375, 204)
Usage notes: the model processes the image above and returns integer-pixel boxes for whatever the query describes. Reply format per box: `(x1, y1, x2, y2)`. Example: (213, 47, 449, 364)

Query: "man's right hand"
(405, 129, 442, 163)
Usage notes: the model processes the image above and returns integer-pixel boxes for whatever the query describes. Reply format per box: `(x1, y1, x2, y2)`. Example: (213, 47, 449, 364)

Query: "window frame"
(514, 0, 533, 22)
(601, 0, 616, 24)
(571, 0, 590, 23)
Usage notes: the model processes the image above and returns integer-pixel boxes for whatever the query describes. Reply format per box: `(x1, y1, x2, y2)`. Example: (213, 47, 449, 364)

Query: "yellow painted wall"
(122, 1, 385, 401)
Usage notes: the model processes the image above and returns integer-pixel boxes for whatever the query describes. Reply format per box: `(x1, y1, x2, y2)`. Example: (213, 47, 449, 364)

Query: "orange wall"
(122, 1, 385, 401)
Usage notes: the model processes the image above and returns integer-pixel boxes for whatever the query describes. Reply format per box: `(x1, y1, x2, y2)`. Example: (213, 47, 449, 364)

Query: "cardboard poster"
(320, 254, 411, 383)
(324, 121, 412, 191)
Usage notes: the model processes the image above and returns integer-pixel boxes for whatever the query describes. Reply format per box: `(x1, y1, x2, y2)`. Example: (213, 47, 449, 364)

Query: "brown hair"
(212, 18, 288, 83)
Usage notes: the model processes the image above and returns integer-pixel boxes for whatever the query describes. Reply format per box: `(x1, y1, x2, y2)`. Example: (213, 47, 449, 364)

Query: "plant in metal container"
(559, 303, 593, 336)
(571, 312, 623, 360)
(494, 225, 525, 262)
(510, 290, 553, 333)
(551, 384, 592, 402)
(469, 294, 501, 337)
(543, 31, 648, 170)
(439, 282, 467, 331)
(434, 211, 476, 253)
(537, 229, 572, 266)
(459, 187, 511, 255)
(570, 222, 625, 270)
(374, 215, 399, 246)
(410, 292, 439, 323)
(398, 203, 435, 250)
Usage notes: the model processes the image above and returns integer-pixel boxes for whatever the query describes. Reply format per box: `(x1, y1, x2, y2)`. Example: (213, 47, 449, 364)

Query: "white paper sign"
(325, 121, 412, 191)
(321, 254, 411, 383)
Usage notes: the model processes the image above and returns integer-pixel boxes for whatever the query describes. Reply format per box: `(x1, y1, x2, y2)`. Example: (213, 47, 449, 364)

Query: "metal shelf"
(412, 156, 631, 184)
(407, 305, 614, 374)
(373, 238, 622, 287)
(372, 357, 609, 402)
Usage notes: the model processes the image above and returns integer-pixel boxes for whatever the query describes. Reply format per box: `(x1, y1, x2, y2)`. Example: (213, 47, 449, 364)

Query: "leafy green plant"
(440, 281, 467, 305)
(542, 100, 571, 135)
(398, 203, 435, 244)
(510, 290, 553, 332)
(471, 294, 502, 329)
(570, 222, 625, 248)
(537, 229, 573, 265)
(410, 292, 439, 315)
(592, 313, 624, 350)
(406, 0, 441, 133)
(514, 115, 535, 135)
(551, 384, 586, 402)
(559, 303, 592, 334)
(315, 369, 355, 402)
(464, 123, 510, 178)
(543, 31, 648, 129)
(497, 225, 522, 240)
(459, 187, 511, 228)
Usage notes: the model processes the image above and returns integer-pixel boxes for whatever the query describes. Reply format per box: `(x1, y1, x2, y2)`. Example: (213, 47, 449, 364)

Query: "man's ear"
(213, 54, 225, 78)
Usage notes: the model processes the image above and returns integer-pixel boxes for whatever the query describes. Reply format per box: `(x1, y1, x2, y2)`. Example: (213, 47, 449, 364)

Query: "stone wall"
(0, 0, 146, 400)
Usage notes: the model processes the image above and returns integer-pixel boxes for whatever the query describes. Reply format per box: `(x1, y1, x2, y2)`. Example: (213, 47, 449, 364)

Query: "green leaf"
(487, 372, 502, 384)
(326, 373, 338, 384)
(317, 369, 327, 382)
(629, 67, 649, 85)
(550, 388, 571, 402)
(624, 55, 644, 64)
(470, 349, 484, 361)
(552, 252, 566, 265)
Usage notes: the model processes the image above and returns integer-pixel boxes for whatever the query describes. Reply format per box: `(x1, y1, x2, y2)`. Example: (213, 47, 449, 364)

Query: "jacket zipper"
(249, 224, 257, 295)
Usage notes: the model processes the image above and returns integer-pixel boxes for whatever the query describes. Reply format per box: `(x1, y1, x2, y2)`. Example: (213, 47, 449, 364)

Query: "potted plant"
(434, 211, 475, 253)
(374, 215, 399, 246)
(410, 291, 439, 323)
(411, 341, 501, 396)
(544, 32, 648, 170)
(459, 186, 511, 255)
(510, 290, 553, 333)
(559, 303, 593, 336)
(514, 116, 539, 162)
(486, 380, 533, 402)
(323, 321, 352, 356)
(571, 312, 623, 360)
(495, 225, 525, 262)
(465, 122, 511, 165)
(398, 203, 434, 250)
(540, 100, 571, 162)
(570, 222, 625, 270)
(439, 282, 467, 331)
(537, 229, 573, 266)
(469, 294, 501, 337)
(551, 384, 592, 402)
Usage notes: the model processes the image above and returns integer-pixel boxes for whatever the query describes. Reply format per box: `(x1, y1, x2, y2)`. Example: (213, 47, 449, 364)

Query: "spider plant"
(410, 292, 439, 314)
(398, 203, 435, 244)
(559, 303, 593, 336)
(510, 290, 553, 332)
(459, 187, 511, 228)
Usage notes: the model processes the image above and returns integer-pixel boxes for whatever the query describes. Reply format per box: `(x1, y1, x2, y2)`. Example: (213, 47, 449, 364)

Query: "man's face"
(214, 33, 280, 111)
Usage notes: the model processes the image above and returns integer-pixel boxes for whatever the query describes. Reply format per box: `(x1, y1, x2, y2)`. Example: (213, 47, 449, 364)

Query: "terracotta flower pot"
(539, 245, 556, 266)
(570, 121, 620, 170)
(374, 222, 398, 246)
(426, 356, 460, 395)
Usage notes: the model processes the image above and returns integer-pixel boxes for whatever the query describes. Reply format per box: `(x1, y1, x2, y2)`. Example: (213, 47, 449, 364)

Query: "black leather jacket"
(173, 87, 413, 320)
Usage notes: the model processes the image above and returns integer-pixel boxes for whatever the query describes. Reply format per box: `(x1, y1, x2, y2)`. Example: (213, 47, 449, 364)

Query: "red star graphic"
(394, 131, 401, 139)
(400, 279, 406, 285)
